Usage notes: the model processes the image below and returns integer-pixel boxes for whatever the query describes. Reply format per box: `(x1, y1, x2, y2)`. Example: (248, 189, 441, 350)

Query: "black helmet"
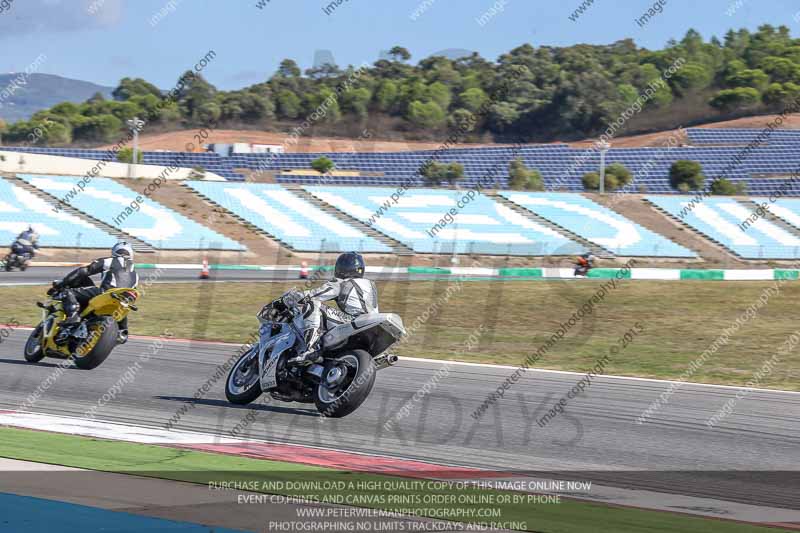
(334, 252, 365, 279)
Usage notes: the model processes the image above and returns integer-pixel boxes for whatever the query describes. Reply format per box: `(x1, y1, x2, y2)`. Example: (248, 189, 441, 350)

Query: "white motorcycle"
(225, 289, 405, 418)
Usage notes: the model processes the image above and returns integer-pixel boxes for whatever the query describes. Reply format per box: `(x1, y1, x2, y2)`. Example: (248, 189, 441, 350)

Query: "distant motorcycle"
(573, 263, 591, 277)
(3, 251, 31, 272)
(573, 254, 596, 277)
(225, 289, 405, 417)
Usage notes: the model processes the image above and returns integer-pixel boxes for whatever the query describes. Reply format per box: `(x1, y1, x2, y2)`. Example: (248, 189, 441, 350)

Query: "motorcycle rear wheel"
(314, 349, 376, 418)
(72, 317, 118, 370)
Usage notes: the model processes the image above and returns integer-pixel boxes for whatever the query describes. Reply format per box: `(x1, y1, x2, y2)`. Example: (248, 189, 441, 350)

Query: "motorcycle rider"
(288, 251, 378, 366)
(48, 242, 139, 344)
(574, 252, 597, 276)
(12, 226, 39, 260)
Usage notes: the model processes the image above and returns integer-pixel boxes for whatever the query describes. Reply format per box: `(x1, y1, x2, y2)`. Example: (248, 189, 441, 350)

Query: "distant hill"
(0, 73, 113, 122)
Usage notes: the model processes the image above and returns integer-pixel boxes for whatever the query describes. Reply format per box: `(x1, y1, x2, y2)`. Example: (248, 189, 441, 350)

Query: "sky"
(1, 0, 800, 91)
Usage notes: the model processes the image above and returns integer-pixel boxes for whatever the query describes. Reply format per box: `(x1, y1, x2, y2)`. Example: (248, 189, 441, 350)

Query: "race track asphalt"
(0, 331, 797, 511)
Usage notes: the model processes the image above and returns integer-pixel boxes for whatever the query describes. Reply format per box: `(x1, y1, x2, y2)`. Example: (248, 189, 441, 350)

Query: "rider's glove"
(47, 280, 62, 296)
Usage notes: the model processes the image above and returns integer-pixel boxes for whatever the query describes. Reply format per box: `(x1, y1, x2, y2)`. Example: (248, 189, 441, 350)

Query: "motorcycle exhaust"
(374, 353, 399, 370)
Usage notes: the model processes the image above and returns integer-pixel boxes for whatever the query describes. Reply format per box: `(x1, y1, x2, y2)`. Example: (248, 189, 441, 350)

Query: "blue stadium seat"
(305, 186, 585, 256)
(647, 195, 800, 259)
(500, 192, 695, 257)
(0, 178, 118, 248)
(18, 175, 244, 250)
(185, 181, 391, 253)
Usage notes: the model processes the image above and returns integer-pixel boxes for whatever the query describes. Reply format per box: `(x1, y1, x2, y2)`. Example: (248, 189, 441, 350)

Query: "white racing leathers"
(301, 278, 379, 352)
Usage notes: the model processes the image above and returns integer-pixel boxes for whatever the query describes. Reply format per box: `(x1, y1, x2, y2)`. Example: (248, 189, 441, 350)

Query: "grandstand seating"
(500, 192, 696, 257)
(647, 195, 800, 259)
(686, 128, 800, 146)
(18, 175, 244, 250)
(304, 186, 585, 255)
(185, 182, 391, 253)
(0, 178, 117, 248)
(8, 137, 800, 196)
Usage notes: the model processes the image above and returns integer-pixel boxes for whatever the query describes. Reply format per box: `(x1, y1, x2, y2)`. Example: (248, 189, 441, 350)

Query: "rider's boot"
(60, 298, 81, 326)
(62, 311, 81, 326)
(116, 329, 129, 345)
(288, 329, 323, 366)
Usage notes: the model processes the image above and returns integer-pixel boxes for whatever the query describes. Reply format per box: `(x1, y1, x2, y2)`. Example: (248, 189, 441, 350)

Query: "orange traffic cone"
(199, 257, 210, 280)
(299, 261, 309, 279)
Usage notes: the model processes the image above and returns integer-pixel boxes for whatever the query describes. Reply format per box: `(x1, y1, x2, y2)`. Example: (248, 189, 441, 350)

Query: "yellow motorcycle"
(24, 288, 139, 370)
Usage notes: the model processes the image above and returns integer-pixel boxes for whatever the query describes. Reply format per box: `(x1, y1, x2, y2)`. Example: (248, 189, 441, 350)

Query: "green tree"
(276, 90, 302, 119)
(669, 62, 712, 92)
(760, 56, 800, 83)
(277, 59, 301, 78)
(311, 156, 335, 174)
(341, 87, 372, 120)
(448, 109, 476, 132)
(407, 100, 445, 129)
(458, 88, 489, 113)
(709, 87, 761, 111)
(388, 46, 411, 62)
(72, 114, 122, 142)
(726, 69, 769, 90)
(113, 77, 163, 101)
(374, 80, 399, 112)
(669, 160, 706, 192)
(763, 82, 800, 108)
(176, 72, 217, 122)
(427, 82, 452, 111)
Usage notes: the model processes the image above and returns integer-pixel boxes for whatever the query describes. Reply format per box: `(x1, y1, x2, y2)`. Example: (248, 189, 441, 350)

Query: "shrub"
(605, 163, 633, 188)
(311, 156, 334, 174)
(581, 164, 626, 192)
(710, 178, 746, 195)
(117, 147, 144, 164)
(669, 160, 705, 191)
(420, 161, 464, 186)
(508, 158, 544, 191)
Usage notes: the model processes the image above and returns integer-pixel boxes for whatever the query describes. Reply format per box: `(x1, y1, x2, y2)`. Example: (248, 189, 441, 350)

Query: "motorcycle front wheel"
(314, 349, 376, 418)
(225, 345, 262, 404)
(24, 324, 46, 363)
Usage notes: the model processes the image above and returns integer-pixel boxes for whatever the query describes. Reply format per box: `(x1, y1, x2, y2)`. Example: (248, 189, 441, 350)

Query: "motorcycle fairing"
(322, 312, 406, 356)
(258, 324, 296, 391)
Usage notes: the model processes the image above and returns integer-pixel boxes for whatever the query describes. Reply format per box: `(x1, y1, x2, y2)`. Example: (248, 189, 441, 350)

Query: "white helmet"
(111, 241, 134, 262)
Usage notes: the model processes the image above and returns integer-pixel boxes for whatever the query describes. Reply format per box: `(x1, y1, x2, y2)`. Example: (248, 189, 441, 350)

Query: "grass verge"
(1, 279, 798, 390)
(0, 427, 791, 533)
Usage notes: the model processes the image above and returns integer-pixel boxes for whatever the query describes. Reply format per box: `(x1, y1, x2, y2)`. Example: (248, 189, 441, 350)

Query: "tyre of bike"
(225, 345, 263, 404)
(314, 349, 376, 418)
(72, 317, 118, 370)
(24, 323, 46, 363)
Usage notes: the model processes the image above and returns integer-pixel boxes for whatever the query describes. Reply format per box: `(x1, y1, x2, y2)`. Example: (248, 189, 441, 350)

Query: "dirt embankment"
(99, 113, 800, 154)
